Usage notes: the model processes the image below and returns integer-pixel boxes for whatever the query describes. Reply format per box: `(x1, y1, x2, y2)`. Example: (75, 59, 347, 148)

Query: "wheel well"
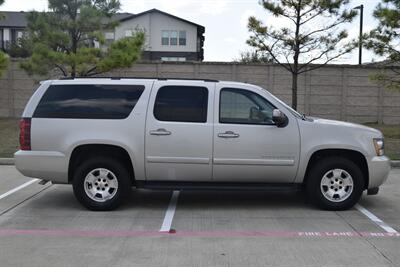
(68, 144, 135, 185)
(304, 149, 369, 189)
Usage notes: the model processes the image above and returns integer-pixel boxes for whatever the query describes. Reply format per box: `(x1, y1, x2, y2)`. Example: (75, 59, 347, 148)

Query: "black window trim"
(153, 85, 209, 123)
(219, 87, 277, 126)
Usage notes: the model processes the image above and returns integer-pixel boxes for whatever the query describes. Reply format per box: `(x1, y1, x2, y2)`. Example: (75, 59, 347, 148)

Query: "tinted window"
(154, 86, 208, 123)
(220, 88, 276, 125)
(34, 84, 145, 119)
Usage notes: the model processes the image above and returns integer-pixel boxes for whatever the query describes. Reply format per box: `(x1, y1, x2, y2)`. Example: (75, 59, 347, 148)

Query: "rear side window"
(154, 86, 208, 123)
(33, 84, 145, 119)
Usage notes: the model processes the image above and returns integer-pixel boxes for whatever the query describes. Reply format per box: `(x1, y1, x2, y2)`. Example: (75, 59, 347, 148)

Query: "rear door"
(145, 81, 215, 181)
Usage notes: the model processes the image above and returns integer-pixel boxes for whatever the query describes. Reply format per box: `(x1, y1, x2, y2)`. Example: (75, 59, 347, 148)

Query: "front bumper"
(367, 155, 391, 189)
(14, 150, 69, 184)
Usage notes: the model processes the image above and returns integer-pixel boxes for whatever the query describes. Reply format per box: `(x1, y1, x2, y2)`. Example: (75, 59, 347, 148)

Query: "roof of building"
(109, 12, 133, 21)
(0, 11, 28, 27)
(120, 8, 205, 31)
(0, 9, 204, 31)
(0, 11, 134, 28)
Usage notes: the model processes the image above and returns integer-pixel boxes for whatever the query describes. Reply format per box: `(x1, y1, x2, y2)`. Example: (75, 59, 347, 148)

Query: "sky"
(0, 0, 385, 64)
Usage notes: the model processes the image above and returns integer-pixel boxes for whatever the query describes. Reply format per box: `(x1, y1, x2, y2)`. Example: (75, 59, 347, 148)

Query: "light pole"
(354, 4, 364, 65)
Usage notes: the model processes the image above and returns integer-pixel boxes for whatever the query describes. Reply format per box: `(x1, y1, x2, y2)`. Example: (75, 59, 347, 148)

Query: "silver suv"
(15, 78, 390, 211)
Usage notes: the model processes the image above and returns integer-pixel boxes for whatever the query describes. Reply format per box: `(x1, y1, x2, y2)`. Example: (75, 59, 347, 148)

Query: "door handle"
(218, 131, 240, 138)
(149, 128, 171, 136)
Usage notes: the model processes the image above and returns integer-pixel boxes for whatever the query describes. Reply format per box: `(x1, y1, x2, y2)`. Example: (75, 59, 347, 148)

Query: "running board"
(135, 181, 303, 192)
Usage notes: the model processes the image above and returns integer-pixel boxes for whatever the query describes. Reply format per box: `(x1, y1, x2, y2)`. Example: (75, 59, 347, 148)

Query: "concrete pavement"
(0, 165, 399, 266)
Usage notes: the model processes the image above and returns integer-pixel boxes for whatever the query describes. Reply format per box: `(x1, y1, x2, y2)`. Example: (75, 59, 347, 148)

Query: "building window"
(170, 31, 178, 45)
(105, 31, 115, 40)
(161, 57, 186, 62)
(161, 30, 169, 45)
(104, 31, 115, 46)
(162, 30, 186, 46)
(17, 31, 23, 39)
(179, 31, 186, 46)
(11, 29, 25, 45)
(125, 30, 133, 37)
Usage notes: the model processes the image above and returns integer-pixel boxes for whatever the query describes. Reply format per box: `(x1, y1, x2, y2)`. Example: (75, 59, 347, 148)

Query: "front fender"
(295, 144, 368, 184)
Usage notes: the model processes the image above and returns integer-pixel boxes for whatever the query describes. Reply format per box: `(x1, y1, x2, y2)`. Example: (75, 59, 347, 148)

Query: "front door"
(212, 85, 300, 183)
(145, 81, 215, 181)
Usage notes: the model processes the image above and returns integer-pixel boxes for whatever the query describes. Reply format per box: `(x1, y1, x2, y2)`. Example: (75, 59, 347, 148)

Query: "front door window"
(220, 88, 276, 125)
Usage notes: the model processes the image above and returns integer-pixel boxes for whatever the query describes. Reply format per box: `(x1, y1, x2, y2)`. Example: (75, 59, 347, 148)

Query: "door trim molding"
(147, 156, 210, 164)
(213, 158, 295, 166)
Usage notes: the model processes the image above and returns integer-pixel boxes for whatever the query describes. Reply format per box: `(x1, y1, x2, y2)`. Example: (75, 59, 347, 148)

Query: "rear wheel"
(72, 157, 130, 211)
(306, 157, 365, 210)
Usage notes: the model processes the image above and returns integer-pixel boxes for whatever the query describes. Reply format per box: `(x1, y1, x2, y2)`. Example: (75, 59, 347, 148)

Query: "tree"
(20, 0, 145, 78)
(0, 0, 9, 76)
(247, 0, 357, 110)
(8, 35, 32, 58)
(236, 50, 274, 63)
(365, 0, 400, 90)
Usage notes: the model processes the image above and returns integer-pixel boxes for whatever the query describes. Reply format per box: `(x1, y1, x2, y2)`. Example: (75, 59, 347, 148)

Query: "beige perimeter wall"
(1, 60, 399, 124)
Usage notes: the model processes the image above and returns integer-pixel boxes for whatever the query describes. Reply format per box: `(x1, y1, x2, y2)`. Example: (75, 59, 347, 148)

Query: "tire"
(306, 156, 365, 211)
(72, 157, 131, 211)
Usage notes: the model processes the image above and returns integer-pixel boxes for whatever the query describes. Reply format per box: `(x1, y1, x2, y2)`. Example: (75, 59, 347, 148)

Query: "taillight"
(19, 118, 31, 150)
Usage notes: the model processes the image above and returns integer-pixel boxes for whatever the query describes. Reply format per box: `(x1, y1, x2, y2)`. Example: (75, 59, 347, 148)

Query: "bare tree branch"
(300, 9, 324, 25)
(300, 5, 319, 18)
(55, 64, 67, 77)
(247, 0, 356, 108)
(298, 50, 351, 74)
(85, 66, 98, 76)
(253, 33, 294, 73)
(300, 17, 349, 41)
(279, 11, 297, 24)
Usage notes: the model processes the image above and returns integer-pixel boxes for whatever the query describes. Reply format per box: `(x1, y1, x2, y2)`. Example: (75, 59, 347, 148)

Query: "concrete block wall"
(1, 59, 399, 124)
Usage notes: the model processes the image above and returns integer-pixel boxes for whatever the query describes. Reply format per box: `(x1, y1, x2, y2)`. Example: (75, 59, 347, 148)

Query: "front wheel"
(72, 157, 131, 211)
(306, 157, 365, 210)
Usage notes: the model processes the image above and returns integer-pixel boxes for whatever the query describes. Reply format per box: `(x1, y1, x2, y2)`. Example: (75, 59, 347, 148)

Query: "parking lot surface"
(0, 165, 399, 267)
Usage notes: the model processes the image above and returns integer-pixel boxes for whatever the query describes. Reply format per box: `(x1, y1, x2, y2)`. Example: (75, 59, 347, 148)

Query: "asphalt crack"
(0, 184, 53, 217)
(335, 211, 396, 266)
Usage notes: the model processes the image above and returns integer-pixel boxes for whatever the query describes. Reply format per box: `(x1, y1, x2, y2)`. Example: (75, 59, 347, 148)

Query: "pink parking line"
(0, 229, 399, 238)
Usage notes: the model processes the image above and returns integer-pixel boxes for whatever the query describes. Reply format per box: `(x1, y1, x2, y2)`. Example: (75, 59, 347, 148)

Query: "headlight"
(373, 138, 384, 156)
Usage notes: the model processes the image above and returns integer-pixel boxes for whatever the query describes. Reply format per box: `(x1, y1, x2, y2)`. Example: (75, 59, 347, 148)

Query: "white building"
(0, 9, 205, 61)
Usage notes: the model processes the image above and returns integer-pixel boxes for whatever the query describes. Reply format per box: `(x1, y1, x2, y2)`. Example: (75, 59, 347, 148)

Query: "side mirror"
(272, 109, 288, 128)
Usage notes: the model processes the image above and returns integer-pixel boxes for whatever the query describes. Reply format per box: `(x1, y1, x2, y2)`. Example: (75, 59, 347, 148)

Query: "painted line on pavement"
(355, 204, 398, 234)
(160, 190, 180, 233)
(0, 229, 399, 238)
(0, 179, 39, 201)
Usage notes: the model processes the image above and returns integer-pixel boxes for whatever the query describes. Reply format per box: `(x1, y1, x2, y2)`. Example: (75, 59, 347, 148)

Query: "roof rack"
(59, 77, 219, 82)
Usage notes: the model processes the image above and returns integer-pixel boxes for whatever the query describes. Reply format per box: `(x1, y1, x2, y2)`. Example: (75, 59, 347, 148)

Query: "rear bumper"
(14, 150, 69, 184)
(367, 155, 391, 189)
